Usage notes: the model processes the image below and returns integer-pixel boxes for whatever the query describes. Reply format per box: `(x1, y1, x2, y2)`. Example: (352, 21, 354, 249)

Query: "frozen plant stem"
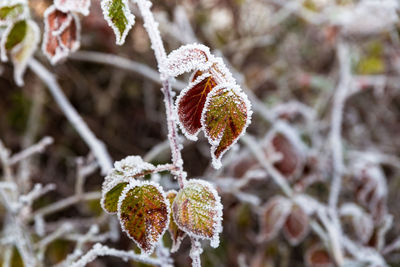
(329, 40, 351, 210)
(29, 59, 113, 175)
(134, 0, 185, 188)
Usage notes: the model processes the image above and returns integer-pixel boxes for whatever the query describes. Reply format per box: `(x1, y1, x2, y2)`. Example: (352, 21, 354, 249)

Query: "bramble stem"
(135, 0, 186, 188)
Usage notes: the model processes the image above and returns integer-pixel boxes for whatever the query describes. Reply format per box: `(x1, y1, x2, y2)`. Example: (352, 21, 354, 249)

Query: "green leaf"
(118, 181, 169, 254)
(0, 3, 27, 25)
(1, 19, 40, 86)
(5, 20, 27, 50)
(172, 179, 222, 247)
(101, 156, 156, 214)
(102, 182, 128, 213)
(166, 190, 186, 253)
(202, 85, 252, 169)
(101, 0, 135, 45)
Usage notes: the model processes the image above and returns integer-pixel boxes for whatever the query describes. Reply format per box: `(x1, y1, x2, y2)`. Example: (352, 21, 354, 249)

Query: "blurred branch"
(29, 59, 113, 175)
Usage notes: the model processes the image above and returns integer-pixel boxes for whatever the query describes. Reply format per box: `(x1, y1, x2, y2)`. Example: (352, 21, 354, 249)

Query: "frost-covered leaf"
(101, 0, 134, 45)
(166, 190, 186, 253)
(118, 181, 169, 254)
(101, 155, 156, 214)
(42, 6, 80, 65)
(102, 182, 128, 213)
(1, 19, 40, 86)
(259, 196, 292, 242)
(271, 133, 304, 179)
(165, 43, 212, 77)
(1, 19, 27, 62)
(172, 179, 222, 247)
(283, 204, 310, 246)
(340, 203, 373, 244)
(202, 85, 252, 169)
(305, 244, 334, 267)
(0, 1, 28, 26)
(176, 72, 217, 140)
(55, 0, 91, 16)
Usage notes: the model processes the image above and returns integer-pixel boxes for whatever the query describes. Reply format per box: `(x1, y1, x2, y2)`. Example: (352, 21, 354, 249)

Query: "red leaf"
(176, 72, 217, 140)
(42, 5, 80, 65)
(283, 205, 310, 245)
(259, 196, 292, 242)
(271, 133, 303, 179)
(305, 244, 334, 267)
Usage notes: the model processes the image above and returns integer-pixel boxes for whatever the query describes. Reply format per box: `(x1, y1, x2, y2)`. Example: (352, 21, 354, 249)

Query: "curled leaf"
(118, 181, 169, 254)
(164, 43, 212, 77)
(283, 204, 310, 246)
(101, 155, 156, 214)
(1, 19, 27, 62)
(259, 196, 292, 242)
(176, 72, 217, 140)
(54, 0, 91, 16)
(0, 1, 28, 26)
(166, 190, 186, 253)
(42, 5, 80, 65)
(1, 19, 40, 86)
(202, 84, 252, 169)
(101, 0, 135, 45)
(172, 179, 222, 247)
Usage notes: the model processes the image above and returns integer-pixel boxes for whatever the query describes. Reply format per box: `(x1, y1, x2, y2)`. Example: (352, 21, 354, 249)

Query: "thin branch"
(8, 137, 54, 165)
(70, 243, 165, 267)
(69, 51, 186, 90)
(31, 191, 101, 219)
(29, 59, 113, 175)
(135, 0, 186, 188)
(328, 40, 351, 210)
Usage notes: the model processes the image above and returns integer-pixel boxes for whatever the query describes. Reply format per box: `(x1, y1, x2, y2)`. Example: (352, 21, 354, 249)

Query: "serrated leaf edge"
(100, 0, 135, 46)
(117, 180, 170, 255)
(175, 72, 213, 141)
(200, 83, 253, 169)
(172, 179, 223, 248)
(166, 189, 187, 253)
(42, 5, 81, 65)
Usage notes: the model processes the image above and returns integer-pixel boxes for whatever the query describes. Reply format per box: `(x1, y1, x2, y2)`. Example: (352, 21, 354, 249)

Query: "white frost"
(54, 0, 91, 16)
(164, 43, 212, 77)
(173, 179, 223, 248)
(101, 0, 135, 45)
(117, 180, 170, 255)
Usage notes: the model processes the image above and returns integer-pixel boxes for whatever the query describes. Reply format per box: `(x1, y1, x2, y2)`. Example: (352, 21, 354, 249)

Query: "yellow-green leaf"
(202, 85, 252, 169)
(166, 190, 186, 252)
(0, 3, 27, 25)
(101, 0, 135, 45)
(101, 156, 156, 214)
(172, 179, 222, 247)
(118, 181, 169, 254)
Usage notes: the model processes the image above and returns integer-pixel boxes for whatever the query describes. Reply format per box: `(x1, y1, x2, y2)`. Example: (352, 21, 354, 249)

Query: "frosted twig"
(135, 0, 186, 187)
(328, 40, 351, 210)
(29, 59, 113, 175)
(190, 238, 203, 267)
(69, 51, 186, 90)
(8, 137, 54, 165)
(31, 191, 101, 219)
(241, 134, 293, 196)
(19, 183, 56, 207)
(70, 243, 164, 267)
